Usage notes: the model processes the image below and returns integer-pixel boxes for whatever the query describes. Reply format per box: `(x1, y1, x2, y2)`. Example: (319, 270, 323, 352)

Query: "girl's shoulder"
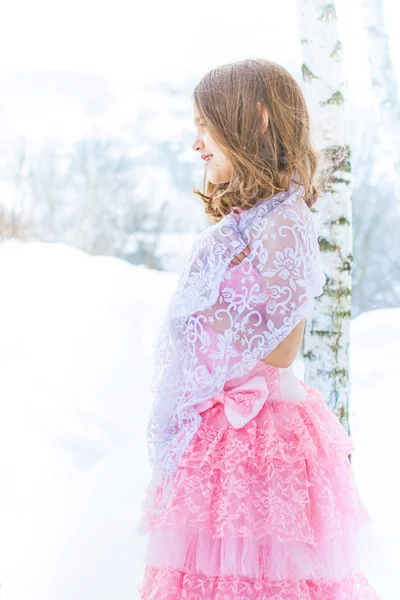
(232, 190, 303, 230)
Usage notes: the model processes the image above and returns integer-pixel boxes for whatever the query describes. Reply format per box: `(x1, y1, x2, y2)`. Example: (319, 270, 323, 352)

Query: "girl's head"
(191, 58, 321, 222)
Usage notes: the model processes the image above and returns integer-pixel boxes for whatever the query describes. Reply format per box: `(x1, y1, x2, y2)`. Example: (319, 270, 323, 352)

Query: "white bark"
(362, 0, 400, 185)
(296, 0, 352, 435)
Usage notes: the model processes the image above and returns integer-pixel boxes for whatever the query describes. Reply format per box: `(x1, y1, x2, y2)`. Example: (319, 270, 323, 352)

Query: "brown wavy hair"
(192, 58, 323, 223)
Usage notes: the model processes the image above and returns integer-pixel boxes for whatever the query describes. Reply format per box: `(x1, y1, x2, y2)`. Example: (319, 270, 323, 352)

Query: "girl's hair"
(192, 58, 323, 223)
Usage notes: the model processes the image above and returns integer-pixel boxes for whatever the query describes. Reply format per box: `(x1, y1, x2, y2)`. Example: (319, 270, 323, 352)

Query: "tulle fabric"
(143, 521, 375, 580)
(136, 362, 381, 599)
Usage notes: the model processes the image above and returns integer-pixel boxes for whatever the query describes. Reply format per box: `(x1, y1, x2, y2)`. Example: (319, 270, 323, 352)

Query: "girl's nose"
(192, 137, 203, 152)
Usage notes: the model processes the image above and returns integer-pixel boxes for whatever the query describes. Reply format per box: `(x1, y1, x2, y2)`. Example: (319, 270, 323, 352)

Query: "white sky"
(0, 0, 399, 92)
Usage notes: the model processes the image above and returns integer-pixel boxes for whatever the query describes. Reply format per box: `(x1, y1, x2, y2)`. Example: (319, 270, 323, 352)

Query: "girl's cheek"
(204, 132, 214, 148)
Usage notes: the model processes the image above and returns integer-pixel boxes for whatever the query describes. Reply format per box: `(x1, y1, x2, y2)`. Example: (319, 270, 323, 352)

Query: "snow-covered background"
(0, 238, 397, 599)
(0, 0, 399, 597)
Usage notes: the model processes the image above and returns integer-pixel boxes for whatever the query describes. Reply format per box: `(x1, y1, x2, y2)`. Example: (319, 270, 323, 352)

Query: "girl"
(136, 59, 380, 599)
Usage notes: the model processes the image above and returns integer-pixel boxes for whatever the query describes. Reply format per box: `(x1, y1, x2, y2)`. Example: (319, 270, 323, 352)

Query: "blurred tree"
(362, 0, 400, 189)
(349, 104, 400, 315)
(26, 134, 169, 268)
(0, 136, 33, 240)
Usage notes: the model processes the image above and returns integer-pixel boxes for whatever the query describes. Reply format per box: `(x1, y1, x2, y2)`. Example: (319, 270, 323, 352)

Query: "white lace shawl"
(144, 182, 326, 515)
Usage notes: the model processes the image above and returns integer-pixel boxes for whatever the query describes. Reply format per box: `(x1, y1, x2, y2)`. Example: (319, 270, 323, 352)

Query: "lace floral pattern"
(139, 566, 381, 600)
(136, 182, 382, 598)
(146, 183, 327, 515)
(136, 370, 381, 598)
(138, 382, 368, 543)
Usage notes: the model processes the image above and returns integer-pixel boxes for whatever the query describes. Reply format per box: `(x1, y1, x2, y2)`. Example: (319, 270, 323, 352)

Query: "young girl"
(136, 59, 380, 599)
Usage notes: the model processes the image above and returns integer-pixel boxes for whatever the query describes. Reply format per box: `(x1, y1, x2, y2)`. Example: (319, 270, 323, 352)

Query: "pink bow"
(196, 375, 269, 429)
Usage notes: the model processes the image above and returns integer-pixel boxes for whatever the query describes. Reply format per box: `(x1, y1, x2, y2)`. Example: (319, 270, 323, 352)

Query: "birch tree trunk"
(296, 0, 352, 436)
(362, 0, 400, 194)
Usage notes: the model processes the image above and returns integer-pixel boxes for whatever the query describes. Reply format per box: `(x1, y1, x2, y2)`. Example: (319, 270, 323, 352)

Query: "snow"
(0, 238, 397, 599)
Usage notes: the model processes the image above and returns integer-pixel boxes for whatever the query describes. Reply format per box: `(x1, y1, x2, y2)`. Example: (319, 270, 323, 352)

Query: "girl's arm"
(187, 205, 325, 376)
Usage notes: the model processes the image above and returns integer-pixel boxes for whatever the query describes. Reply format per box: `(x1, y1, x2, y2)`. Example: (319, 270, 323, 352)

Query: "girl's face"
(192, 104, 232, 184)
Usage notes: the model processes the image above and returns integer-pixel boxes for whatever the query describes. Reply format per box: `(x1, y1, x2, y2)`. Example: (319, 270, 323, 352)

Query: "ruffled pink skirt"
(136, 361, 381, 599)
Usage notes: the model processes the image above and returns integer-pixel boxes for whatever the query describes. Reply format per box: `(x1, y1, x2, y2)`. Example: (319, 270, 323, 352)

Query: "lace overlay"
(138, 183, 381, 598)
(139, 567, 380, 600)
(146, 183, 327, 515)
(137, 368, 381, 598)
(138, 380, 368, 542)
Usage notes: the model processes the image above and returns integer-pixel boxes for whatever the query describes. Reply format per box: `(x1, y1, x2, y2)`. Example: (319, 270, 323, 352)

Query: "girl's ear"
(257, 101, 269, 133)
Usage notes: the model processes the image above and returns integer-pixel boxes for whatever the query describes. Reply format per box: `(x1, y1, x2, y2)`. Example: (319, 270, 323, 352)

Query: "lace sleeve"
(186, 199, 326, 373)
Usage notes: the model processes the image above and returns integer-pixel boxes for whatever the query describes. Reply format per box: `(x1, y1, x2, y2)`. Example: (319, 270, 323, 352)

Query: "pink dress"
(136, 206, 381, 600)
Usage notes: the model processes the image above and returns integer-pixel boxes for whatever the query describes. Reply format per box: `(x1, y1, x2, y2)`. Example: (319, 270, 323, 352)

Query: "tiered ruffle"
(139, 567, 380, 600)
(137, 380, 381, 599)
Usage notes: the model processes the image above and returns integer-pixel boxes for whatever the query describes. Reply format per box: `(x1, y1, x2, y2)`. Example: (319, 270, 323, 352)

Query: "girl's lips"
(205, 155, 213, 165)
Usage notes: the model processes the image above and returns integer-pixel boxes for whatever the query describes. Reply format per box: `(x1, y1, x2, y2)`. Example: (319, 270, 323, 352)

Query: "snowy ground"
(0, 238, 397, 599)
